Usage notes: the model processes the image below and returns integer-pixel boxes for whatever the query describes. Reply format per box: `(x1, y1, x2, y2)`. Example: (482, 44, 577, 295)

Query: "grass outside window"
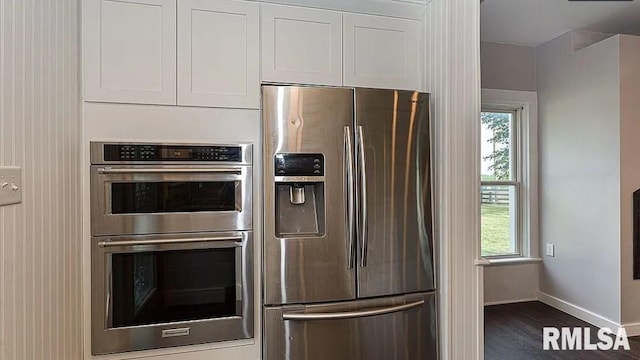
(481, 203, 511, 256)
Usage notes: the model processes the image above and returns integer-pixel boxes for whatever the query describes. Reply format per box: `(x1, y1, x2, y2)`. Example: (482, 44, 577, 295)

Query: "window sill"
(475, 257, 542, 267)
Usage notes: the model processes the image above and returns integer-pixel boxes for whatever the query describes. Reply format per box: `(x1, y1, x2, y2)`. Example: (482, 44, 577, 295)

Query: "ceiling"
(481, 0, 640, 47)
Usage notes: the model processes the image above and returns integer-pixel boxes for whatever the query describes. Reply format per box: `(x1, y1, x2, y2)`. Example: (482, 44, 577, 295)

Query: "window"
(480, 108, 521, 257)
(480, 89, 538, 260)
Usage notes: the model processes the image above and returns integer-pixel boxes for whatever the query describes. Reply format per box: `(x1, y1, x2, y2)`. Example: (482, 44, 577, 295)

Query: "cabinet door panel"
(84, 0, 176, 104)
(178, 0, 259, 108)
(344, 14, 421, 90)
(261, 4, 342, 86)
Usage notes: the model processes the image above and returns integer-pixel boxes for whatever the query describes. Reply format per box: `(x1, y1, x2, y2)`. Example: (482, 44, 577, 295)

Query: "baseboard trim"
(622, 322, 640, 337)
(536, 291, 621, 331)
(484, 298, 538, 306)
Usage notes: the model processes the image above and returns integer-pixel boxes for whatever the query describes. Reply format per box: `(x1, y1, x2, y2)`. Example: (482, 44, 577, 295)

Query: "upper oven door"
(90, 165, 252, 236)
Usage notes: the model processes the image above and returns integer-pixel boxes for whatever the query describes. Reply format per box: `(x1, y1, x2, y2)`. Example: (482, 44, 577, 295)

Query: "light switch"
(0, 166, 22, 206)
(546, 243, 555, 257)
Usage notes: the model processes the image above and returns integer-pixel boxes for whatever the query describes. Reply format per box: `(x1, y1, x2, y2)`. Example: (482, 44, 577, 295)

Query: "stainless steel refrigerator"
(262, 85, 437, 360)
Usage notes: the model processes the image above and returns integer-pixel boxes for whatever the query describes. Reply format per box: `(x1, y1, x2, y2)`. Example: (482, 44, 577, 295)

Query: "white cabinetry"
(84, 0, 177, 105)
(343, 13, 421, 90)
(261, 4, 342, 86)
(84, 0, 259, 108)
(178, 0, 259, 108)
(84, 0, 426, 106)
(261, 5, 423, 90)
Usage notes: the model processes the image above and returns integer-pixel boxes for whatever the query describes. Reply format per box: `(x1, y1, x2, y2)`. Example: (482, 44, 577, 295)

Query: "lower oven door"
(264, 292, 438, 360)
(91, 231, 253, 355)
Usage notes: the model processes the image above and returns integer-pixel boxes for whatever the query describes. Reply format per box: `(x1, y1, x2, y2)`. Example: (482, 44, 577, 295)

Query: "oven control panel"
(103, 144, 242, 162)
(274, 153, 324, 176)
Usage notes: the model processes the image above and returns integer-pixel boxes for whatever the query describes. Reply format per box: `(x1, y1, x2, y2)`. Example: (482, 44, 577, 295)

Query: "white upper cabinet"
(83, 0, 426, 106)
(84, 0, 177, 105)
(343, 13, 421, 90)
(261, 4, 342, 86)
(178, 0, 259, 108)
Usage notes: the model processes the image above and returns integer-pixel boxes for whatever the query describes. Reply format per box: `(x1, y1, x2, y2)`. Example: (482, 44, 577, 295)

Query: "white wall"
(537, 32, 621, 324)
(0, 0, 82, 359)
(481, 43, 540, 305)
(481, 41, 536, 92)
(480, 41, 539, 305)
(484, 263, 538, 305)
(619, 35, 640, 327)
(425, 0, 482, 359)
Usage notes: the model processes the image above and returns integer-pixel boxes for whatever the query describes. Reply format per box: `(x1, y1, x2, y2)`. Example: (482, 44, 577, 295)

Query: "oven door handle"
(98, 236, 244, 247)
(96, 167, 243, 175)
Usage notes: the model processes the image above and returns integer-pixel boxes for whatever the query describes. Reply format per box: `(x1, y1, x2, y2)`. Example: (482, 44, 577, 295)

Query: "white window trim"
(480, 107, 521, 258)
(480, 88, 539, 263)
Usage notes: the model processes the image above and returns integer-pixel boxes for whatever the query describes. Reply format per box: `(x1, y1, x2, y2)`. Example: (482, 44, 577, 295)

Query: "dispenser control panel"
(275, 153, 324, 176)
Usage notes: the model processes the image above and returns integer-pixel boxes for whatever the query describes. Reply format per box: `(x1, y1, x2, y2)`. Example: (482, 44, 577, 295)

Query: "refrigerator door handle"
(357, 125, 369, 267)
(344, 126, 356, 269)
(282, 300, 425, 321)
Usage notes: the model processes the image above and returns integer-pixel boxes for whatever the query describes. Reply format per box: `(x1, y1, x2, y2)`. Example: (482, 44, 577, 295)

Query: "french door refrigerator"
(262, 85, 437, 360)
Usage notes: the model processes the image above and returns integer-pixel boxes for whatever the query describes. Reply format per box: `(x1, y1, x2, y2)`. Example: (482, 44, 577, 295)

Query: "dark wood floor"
(485, 302, 640, 360)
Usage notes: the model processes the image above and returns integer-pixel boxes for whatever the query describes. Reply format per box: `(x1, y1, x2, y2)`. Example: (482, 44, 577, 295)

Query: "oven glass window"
(111, 248, 239, 328)
(111, 181, 237, 214)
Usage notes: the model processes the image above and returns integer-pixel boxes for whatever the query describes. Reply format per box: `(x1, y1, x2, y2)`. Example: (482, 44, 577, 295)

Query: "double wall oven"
(90, 142, 253, 355)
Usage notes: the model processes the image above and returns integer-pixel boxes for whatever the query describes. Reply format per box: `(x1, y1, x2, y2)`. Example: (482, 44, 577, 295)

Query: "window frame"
(480, 107, 522, 258)
(480, 89, 539, 262)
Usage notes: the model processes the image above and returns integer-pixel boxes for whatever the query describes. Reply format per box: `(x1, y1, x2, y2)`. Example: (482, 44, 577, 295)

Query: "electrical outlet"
(0, 166, 22, 206)
(546, 243, 555, 257)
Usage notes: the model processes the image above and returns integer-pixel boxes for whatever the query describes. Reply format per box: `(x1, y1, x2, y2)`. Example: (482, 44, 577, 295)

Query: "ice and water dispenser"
(273, 153, 326, 237)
